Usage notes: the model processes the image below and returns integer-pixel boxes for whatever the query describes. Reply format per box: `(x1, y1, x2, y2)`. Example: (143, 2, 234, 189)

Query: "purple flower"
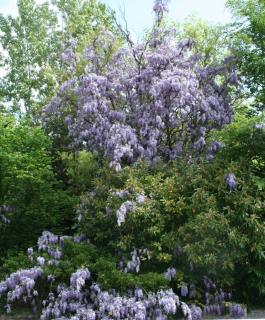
(37, 257, 45, 267)
(190, 304, 202, 320)
(164, 268, 176, 281)
(181, 285, 188, 297)
(226, 173, 237, 191)
(229, 303, 246, 318)
(27, 247, 33, 256)
(70, 268, 91, 292)
(44, 1, 234, 171)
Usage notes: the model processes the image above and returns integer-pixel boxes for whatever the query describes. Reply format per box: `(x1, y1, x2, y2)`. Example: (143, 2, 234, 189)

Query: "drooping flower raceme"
(226, 173, 237, 191)
(190, 304, 202, 320)
(70, 268, 91, 292)
(164, 267, 176, 281)
(229, 303, 246, 318)
(116, 200, 134, 226)
(181, 285, 188, 297)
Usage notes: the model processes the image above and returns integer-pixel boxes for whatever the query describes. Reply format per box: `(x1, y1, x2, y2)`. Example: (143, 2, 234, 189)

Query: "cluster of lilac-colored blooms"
(0, 231, 246, 319)
(116, 200, 134, 226)
(206, 141, 224, 161)
(27, 231, 64, 266)
(0, 267, 43, 313)
(153, 0, 169, 16)
(201, 276, 247, 318)
(114, 189, 146, 226)
(70, 268, 91, 292)
(94, 287, 182, 320)
(226, 173, 237, 191)
(229, 303, 247, 318)
(255, 123, 265, 130)
(41, 268, 92, 319)
(190, 305, 202, 320)
(118, 248, 151, 273)
(40, 265, 191, 320)
(61, 38, 78, 73)
(181, 284, 188, 297)
(181, 302, 192, 320)
(26, 231, 65, 267)
(44, 0, 235, 171)
(40, 267, 191, 319)
(0, 214, 10, 224)
(74, 234, 87, 243)
(164, 267, 176, 281)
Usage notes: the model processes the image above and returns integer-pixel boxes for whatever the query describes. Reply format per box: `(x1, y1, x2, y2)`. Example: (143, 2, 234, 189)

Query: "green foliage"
(63, 115, 265, 306)
(0, 115, 76, 256)
(61, 151, 101, 194)
(0, 239, 168, 296)
(0, 0, 119, 117)
(1, 0, 265, 311)
(176, 15, 231, 67)
(227, 0, 265, 110)
(0, 0, 58, 115)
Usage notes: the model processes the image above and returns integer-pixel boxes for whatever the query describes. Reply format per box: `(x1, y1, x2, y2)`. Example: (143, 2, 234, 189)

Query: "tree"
(176, 15, 231, 67)
(0, 0, 58, 116)
(0, 115, 76, 256)
(227, 0, 265, 110)
(45, 0, 236, 171)
(0, 0, 118, 117)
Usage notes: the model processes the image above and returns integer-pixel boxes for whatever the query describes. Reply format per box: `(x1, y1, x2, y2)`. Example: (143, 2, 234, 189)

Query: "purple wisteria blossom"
(113, 189, 146, 226)
(164, 267, 176, 281)
(116, 200, 134, 226)
(229, 303, 247, 318)
(40, 266, 187, 320)
(226, 173, 237, 191)
(0, 230, 246, 319)
(190, 304, 202, 320)
(0, 267, 43, 312)
(70, 268, 91, 292)
(181, 284, 188, 297)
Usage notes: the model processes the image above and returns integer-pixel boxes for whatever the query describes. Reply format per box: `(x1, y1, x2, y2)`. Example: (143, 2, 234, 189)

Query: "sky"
(0, 0, 232, 38)
(102, 0, 232, 38)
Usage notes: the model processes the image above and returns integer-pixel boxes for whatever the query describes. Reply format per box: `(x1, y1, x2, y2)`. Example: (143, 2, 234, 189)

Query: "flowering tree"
(45, 0, 236, 171)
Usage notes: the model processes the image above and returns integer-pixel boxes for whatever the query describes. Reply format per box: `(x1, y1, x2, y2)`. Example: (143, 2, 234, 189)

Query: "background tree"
(0, 0, 57, 116)
(227, 0, 265, 111)
(0, 0, 118, 118)
(176, 15, 231, 67)
(0, 115, 76, 258)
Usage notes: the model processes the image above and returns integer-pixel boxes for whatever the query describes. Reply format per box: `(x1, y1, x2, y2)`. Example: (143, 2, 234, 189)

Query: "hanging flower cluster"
(225, 173, 237, 191)
(0, 267, 43, 313)
(41, 278, 184, 320)
(37, 231, 65, 266)
(164, 267, 176, 281)
(117, 248, 151, 273)
(44, 0, 235, 171)
(115, 192, 146, 226)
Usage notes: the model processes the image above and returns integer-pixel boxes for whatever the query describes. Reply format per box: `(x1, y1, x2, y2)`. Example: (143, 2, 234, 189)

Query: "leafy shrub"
(69, 115, 265, 307)
(0, 115, 77, 256)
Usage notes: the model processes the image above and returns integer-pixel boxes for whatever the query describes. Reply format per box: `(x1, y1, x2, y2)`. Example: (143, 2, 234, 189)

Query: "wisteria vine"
(44, 0, 236, 171)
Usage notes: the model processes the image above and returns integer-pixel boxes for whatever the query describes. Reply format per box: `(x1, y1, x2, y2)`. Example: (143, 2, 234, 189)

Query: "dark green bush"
(0, 115, 77, 257)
